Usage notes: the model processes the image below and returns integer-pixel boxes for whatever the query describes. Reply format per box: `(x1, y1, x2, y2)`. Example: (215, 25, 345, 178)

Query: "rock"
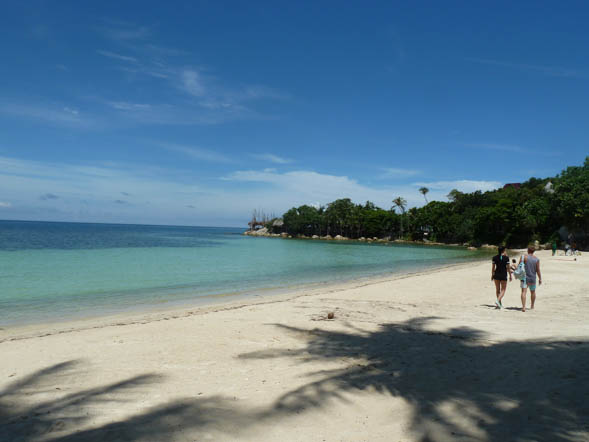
(280, 232, 288, 238)
(468, 246, 477, 250)
(312, 235, 319, 239)
(323, 235, 333, 240)
(327, 312, 335, 320)
(334, 235, 346, 240)
(246, 227, 269, 236)
(358, 237, 366, 241)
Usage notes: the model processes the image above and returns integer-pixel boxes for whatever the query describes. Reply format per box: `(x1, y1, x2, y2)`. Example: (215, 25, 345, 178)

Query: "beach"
(1, 249, 588, 441)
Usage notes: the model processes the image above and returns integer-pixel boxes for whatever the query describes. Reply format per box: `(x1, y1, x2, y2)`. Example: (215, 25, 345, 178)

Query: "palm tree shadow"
(0, 360, 252, 442)
(240, 318, 589, 441)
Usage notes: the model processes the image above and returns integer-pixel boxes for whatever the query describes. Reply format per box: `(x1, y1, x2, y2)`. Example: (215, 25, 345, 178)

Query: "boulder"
(280, 232, 288, 238)
(323, 235, 333, 240)
(312, 235, 319, 239)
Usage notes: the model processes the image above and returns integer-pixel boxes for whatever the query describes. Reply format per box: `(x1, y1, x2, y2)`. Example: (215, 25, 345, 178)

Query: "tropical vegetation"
(270, 158, 589, 249)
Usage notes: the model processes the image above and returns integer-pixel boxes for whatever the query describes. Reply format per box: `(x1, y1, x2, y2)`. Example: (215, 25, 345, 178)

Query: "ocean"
(0, 220, 489, 326)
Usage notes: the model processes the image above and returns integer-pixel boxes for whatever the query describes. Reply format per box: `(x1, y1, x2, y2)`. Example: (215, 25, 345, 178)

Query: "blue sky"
(1, 1, 588, 226)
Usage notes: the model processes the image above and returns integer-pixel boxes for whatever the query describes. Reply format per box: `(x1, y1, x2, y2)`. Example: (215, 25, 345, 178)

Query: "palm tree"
(392, 197, 407, 238)
(419, 187, 429, 204)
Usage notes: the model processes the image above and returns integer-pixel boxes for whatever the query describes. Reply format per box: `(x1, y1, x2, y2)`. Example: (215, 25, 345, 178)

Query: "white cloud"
(251, 153, 293, 164)
(222, 169, 421, 209)
(97, 50, 138, 63)
(160, 143, 234, 163)
(181, 70, 206, 97)
(0, 201, 12, 208)
(0, 155, 502, 226)
(380, 167, 420, 179)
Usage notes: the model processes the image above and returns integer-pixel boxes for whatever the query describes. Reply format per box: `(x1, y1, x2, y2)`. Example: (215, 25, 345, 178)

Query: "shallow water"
(0, 220, 489, 326)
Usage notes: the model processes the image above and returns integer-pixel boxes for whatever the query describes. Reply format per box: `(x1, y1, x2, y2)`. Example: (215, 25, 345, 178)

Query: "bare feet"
(522, 308, 526, 312)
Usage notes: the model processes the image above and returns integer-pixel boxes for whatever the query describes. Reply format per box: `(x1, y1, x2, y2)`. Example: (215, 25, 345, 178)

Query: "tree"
(392, 197, 407, 238)
(447, 189, 463, 203)
(419, 187, 429, 204)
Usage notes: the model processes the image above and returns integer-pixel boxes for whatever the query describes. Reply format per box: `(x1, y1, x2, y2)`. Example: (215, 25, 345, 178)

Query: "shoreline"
(0, 259, 482, 343)
(2, 249, 587, 441)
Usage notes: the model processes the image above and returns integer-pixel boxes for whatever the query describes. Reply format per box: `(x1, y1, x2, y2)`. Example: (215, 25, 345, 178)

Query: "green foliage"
(278, 158, 589, 248)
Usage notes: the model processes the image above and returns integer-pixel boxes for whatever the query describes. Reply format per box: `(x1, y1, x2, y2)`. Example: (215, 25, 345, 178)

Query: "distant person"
(552, 241, 557, 256)
(491, 246, 511, 309)
(519, 246, 542, 312)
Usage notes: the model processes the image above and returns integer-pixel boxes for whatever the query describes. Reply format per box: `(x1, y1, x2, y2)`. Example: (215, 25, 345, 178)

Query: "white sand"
(1, 250, 588, 441)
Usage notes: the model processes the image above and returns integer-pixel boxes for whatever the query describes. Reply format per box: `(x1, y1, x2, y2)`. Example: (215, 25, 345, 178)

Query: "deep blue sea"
(0, 220, 488, 326)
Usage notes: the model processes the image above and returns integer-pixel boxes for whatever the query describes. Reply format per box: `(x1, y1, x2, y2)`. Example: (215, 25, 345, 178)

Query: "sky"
(1, 1, 588, 227)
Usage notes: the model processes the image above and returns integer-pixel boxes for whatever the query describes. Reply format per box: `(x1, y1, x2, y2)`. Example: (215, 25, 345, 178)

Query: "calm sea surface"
(0, 220, 489, 326)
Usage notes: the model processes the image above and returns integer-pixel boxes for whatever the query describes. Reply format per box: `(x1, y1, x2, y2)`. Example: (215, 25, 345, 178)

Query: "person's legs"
(520, 280, 528, 312)
(493, 279, 501, 308)
(498, 280, 507, 307)
(530, 285, 537, 309)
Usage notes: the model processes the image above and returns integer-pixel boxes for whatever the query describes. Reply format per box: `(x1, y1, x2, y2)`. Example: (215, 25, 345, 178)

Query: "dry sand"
(1, 250, 588, 441)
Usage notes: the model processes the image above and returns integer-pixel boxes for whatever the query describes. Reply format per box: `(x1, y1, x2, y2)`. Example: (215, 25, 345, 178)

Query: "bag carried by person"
(514, 255, 526, 280)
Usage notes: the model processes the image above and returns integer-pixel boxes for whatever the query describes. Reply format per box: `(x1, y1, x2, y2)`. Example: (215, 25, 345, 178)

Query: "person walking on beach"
(491, 246, 511, 308)
(519, 246, 542, 312)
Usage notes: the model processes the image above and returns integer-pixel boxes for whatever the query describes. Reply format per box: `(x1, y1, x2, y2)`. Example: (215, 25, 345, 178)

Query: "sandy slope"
(1, 250, 588, 441)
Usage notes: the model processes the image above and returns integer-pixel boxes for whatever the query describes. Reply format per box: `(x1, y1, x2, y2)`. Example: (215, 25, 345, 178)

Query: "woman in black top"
(491, 246, 512, 308)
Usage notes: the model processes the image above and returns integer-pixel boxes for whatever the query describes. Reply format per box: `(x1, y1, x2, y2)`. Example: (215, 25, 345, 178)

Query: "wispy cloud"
(107, 101, 152, 111)
(412, 179, 501, 193)
(0, 201, 12, 208)
(97, 49, 137, 63)
(90, 22, 287, 126)
(467, 58, 586, 79)
(181, 69, 206, 97)
(251, 153, 293, 164)
(0, 103, 94, 128)
(40, 193, 59, 200)
(465, 143, 560, 156)
(161, 143, 234, 163)
(99, 21, 150, 41)
(379, 167, 420, 179)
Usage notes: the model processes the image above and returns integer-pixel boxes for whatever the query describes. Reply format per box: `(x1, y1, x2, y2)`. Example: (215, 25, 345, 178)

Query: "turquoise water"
(0, 220, 488, 326)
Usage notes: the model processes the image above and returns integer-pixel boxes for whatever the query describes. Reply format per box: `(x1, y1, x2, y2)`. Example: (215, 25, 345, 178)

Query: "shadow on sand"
(0, 360, 254, 441)
(241, 318, 589, 441)
(1, 319, 588, 441)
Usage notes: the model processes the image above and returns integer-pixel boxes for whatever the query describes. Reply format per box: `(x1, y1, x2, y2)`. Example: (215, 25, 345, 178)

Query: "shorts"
(521, 280, 537, 291)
